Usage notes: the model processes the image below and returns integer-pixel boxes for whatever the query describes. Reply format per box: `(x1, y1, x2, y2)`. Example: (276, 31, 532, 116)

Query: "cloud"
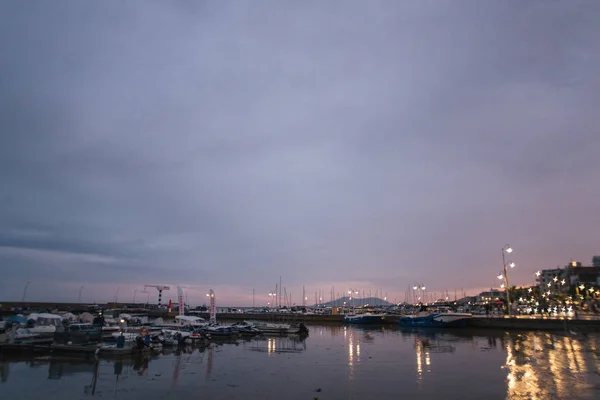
(0, 1, 599, 304)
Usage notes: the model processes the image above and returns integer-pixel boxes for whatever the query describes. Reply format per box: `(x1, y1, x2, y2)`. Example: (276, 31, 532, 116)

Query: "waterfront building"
(477, 289, 504, 304)
(537, 267, 569, 293)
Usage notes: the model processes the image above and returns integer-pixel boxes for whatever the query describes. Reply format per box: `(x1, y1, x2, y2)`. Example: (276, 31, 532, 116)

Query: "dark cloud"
(1, 1, 599, 304)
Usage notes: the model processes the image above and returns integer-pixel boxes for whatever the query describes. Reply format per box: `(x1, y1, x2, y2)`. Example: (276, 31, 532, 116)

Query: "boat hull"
(344, 315, 386, 324)
(398, 313, 471, 328)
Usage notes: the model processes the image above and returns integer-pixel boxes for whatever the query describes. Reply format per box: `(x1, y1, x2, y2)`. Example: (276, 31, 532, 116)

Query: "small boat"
(343, 313, 386, 324)
(28, 313, 63, 334)
(252, 322, 309, 335)
(231, 321, 261, 336)
(397, 312, 472, 328)
(203, 325, 238, 337)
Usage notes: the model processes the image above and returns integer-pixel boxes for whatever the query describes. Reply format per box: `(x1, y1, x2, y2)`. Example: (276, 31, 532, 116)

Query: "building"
(537, 267, 569, 293)
(569, 266, 600, 286)
(477, 289, 505, 304)
(593, 256, 600, 267)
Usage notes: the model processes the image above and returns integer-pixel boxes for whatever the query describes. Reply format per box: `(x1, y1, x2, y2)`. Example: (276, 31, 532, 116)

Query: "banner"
(177, 286, 184, 316)
(209, 289, 216, 324)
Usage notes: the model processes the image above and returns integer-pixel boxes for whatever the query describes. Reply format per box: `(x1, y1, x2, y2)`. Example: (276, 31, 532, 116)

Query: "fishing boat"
(397, 312, 472, 328)
(343, 313, 386, 324)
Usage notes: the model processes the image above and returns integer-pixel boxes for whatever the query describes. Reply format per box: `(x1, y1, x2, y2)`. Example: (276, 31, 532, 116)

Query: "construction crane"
(144, 285, 170, 307)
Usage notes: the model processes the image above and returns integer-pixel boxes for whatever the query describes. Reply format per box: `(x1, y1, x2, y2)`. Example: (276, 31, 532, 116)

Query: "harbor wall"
(467, 317, 600, 332)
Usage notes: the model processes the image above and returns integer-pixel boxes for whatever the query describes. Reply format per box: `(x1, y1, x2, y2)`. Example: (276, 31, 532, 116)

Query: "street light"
(413, 284, 426, 304)
(22, 281, 31, 302)
(78, 286, 85, 304)
(501, 244, 515, 315)
(269, 292, 275, 308)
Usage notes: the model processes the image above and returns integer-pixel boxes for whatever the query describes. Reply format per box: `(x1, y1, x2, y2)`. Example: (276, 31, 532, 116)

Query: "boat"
(397, 312, 472, 328)
(28, 313, 63, 334)
(343, 313, 386, 324)
(174, 315, 208, 329)
(203, 325, 238, 337)
(252, 321, 309, 335)
(231, 321, 261, 336)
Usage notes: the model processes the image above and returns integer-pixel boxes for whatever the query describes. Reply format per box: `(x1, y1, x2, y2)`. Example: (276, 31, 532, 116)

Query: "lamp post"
(78, 286, 85, 304)
(269, 292, 275, 309)
(22, 281, 31, 302)
(413, 284, 426, 304)
(501, 244, 515, 315)
(114, 287, 120, 303)
(348, 289, 359, 307)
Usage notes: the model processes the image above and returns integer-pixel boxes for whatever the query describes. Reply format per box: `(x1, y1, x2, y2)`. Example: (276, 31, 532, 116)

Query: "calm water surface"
(2, 325, 600, 399)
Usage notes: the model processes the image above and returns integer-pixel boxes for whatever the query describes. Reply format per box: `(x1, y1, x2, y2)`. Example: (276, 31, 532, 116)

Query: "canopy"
(61, 313, 76, 320)
(36, 313, 62, 320)
(6, 315, 27, 324)
(80, 312, 94, 323)
(175, 315, 204, 322)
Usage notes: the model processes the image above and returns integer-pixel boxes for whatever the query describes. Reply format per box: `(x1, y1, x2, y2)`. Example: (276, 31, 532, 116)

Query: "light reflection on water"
(1, 326, 600, 399)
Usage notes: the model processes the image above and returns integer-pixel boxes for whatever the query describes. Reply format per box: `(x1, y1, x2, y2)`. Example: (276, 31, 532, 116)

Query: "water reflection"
(502, 332, 600, 399)
(245, 335, 307, 354)
(1, 327, 599, 399)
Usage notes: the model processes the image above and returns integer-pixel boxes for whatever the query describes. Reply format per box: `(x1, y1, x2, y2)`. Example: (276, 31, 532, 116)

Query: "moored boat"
(397, 312, 472, 328)
(343, 313, 386, 324)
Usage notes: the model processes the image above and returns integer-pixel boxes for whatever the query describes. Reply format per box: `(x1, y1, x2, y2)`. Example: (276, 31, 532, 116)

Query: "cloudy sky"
(1, 1, 599, 306)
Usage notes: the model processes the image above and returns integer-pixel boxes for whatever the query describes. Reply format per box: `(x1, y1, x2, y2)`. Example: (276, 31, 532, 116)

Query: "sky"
(1, 1, 599, 306)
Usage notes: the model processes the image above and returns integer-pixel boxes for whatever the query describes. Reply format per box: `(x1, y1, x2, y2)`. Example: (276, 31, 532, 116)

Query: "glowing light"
(501, 284, 505, 289)
(579, 285, 585, 290)
(498, 274, 504, 280)
(536, 271, 541, 277)
(547, 282, 551, 287)
(509, 262, 516, 268)
(553, 276, 558, 282)
(528, 288, 532, 293)
(505, 247, 513, 253)
(561, 279, 566, 285)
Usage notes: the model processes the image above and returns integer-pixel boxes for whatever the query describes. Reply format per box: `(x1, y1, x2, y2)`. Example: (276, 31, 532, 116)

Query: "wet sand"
(2, 325, 600, 399)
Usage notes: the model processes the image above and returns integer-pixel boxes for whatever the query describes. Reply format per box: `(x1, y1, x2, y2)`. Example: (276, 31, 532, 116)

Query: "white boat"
(15, 328, 40, 340)
(252, 322, 302, 335)
(203, 325, 238, 337)
(175, 315, 207, 328)
(28, 313, 63, 334)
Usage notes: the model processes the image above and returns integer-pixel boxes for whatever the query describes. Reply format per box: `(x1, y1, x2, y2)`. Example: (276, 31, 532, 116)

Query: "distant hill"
(313, 296, 392, 308)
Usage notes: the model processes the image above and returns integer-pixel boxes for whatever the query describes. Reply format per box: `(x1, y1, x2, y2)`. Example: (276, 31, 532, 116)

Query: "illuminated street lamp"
(501, 244, 515, 315)
(269, 292, 275, 308)
(413, 284, 426, 304)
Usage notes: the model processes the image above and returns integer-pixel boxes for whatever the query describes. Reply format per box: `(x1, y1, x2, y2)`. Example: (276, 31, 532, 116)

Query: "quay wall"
(467, 317, 600, 332)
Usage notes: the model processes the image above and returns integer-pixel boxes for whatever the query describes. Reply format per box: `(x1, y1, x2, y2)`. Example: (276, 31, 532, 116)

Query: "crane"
(144, 285, 170, 307)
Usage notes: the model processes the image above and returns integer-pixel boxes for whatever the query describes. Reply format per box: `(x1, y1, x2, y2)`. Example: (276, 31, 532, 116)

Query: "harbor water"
(2, 325, 600, 399)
